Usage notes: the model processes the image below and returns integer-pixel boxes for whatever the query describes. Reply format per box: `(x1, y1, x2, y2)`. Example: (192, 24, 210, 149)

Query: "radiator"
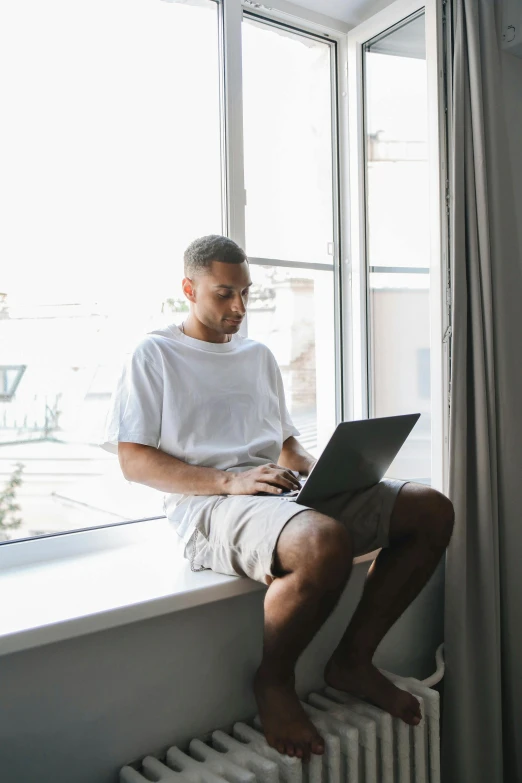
(120, 673, 440, 783)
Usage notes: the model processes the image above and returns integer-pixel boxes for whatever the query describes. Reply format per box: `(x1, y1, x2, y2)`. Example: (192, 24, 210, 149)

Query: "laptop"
(274, 413, 421, 504)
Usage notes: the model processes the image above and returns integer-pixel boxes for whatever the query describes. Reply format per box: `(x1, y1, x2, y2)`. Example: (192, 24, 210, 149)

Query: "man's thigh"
(187, 479, 409, 584)
(309, 478, 410, 557)
(187, 494, 311, 584)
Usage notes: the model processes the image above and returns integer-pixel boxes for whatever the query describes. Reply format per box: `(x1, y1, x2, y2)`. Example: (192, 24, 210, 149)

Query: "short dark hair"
(184, 235, 248, 277)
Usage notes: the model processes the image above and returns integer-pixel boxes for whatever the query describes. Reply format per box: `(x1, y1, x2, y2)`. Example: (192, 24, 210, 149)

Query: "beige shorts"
(184, 478, 410, 585)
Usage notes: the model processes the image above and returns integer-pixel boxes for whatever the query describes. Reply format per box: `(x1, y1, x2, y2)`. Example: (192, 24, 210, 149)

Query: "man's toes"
(295, 742, 311, 762)
(268, 733, 322, 761)
(409, 698, 422, 719)
(406, 708, 421, 726)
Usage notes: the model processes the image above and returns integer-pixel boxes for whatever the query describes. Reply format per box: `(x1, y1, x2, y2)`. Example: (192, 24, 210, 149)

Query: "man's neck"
(181, 317, 230, 344)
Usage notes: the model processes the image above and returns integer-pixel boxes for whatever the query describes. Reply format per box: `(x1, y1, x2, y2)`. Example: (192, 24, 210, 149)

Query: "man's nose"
(232, 294, 247, 314)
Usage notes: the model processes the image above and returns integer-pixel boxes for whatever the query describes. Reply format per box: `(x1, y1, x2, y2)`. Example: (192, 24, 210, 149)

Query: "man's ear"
(182, 277, 196, 304)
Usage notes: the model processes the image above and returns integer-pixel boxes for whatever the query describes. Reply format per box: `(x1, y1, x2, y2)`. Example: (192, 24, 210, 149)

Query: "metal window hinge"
(442, 325, 452, 344)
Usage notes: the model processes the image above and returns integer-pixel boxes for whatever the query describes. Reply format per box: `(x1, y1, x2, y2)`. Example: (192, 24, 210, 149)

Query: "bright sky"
(366, 52, 428, 141)
(1, 0, 428, 307)
(0, 0, 222, 306)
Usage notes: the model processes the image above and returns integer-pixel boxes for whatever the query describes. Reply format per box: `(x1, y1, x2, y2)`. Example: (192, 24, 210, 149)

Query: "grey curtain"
(443, 0, 522, 781)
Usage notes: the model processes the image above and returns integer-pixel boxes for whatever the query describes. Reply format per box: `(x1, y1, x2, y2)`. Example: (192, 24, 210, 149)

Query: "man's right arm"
(118, 443, 301, 496)
(118, 443, 231, 495)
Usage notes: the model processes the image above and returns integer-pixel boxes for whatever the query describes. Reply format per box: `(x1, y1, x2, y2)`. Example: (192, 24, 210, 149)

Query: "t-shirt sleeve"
(100, 346, 163, 455)
(273, 361, 301, 441)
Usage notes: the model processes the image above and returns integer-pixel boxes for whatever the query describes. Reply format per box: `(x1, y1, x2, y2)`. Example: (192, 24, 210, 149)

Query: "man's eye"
(218, 291, 249, 299)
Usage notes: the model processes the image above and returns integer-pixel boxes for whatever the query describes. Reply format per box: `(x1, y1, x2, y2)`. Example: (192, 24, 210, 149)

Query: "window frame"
(346, 0, 450, 494)
(0, 0, 349, 560)
(1, 0, 450, 564)
(239, 8, 346, 431)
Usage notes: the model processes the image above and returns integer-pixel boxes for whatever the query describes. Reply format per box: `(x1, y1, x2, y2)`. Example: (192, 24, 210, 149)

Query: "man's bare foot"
(324, 657, 422, 726)
(253, 667, 325, 762)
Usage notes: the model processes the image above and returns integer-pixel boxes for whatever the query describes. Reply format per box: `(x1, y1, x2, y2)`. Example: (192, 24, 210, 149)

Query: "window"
(1, 0, 448, 549)
(363, 12, 433, 485)
(0, 0, 223, 541)
(242, 16, 339, 456)
(348, 1, 449, 490)
(417, 348, 431, 400)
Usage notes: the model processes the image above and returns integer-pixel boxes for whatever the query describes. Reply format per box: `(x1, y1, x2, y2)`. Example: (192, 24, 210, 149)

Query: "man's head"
(182, 235, 252, 338)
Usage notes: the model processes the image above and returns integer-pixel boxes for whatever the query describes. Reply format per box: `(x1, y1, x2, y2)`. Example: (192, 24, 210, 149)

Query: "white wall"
(0, 561, 444, 783)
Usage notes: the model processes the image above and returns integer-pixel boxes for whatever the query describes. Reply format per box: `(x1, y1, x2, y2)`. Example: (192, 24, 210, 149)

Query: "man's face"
(184, 260, 252, 336)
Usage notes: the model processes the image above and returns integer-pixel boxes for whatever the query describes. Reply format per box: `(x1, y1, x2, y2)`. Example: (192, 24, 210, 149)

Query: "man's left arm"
(278, 436, 317, 477)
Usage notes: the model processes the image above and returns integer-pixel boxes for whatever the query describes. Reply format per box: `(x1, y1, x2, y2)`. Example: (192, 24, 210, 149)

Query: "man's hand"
(225, 463, 302, 495)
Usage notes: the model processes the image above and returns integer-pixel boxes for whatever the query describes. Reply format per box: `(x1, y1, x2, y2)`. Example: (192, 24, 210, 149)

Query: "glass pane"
(0, 0, 222, 542)
(242, 19, 335, 265)
(364, 13, 431, 483)
(247, 265, 336, 459)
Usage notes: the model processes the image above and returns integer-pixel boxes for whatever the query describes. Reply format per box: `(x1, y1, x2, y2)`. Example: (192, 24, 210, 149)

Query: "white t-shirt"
(101, 323, 300, 543)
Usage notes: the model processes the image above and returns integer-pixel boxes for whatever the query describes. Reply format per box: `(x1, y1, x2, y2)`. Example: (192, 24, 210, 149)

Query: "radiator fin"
(120, 678, 440, 783)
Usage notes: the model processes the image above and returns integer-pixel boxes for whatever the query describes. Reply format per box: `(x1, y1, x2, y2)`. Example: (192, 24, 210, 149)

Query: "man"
(103, 234, 455, 764)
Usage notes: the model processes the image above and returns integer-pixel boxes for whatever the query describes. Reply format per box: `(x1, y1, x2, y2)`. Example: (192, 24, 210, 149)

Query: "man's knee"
(419, 489, 455, 549)
(391, 484, 454, 549)
(307, 514, 353, 582)
(274, 511, 353, 587)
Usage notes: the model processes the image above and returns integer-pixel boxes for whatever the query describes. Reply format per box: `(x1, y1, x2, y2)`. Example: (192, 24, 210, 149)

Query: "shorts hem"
(378, 478, 411, 548)
(267, 506, 313, 578)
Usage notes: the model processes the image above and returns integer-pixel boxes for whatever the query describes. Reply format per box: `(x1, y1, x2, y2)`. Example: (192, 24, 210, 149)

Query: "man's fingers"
(260, 465, 300, 490)
(273, 472, 299, 489)
(274, 467, 301, 488)
(257, 483, 284, 494)
(259, 475, 294, 492)
(267, 478, 299, 492)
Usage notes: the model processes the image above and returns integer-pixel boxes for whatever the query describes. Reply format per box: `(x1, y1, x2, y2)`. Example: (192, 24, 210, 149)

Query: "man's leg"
(324, 482, 455, 723)
(254, 509, 354, 763)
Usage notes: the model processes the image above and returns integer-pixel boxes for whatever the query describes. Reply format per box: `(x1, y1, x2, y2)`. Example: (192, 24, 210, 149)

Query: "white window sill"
(0, 517, 263, 657)
(0, 516, 378, 658)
